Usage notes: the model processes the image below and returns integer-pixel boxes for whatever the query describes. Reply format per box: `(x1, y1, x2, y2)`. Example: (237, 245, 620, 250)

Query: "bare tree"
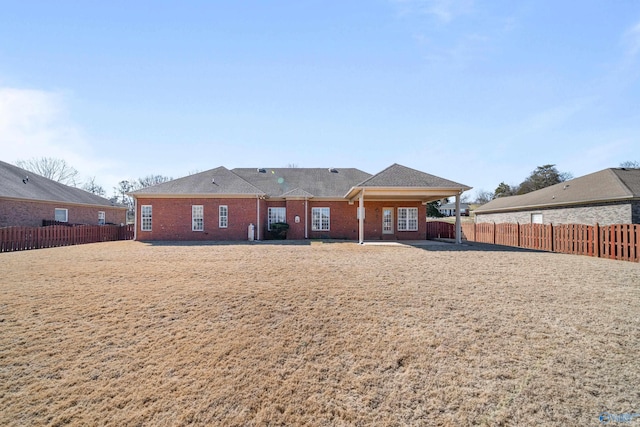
(474, 189, 494, 204)
(82, 176, 106, 197)
(620, 160, 640, 168)
(16, 157, 79, 186)
(137, 175, 172, 189)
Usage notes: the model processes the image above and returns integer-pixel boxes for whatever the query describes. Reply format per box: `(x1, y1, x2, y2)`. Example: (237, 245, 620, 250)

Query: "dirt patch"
(1, 241, 639, 426)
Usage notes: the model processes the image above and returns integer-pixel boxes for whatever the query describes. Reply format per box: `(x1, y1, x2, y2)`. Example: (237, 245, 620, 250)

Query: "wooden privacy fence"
(0, 224, 134, 253)
(427, 221, 640, 262)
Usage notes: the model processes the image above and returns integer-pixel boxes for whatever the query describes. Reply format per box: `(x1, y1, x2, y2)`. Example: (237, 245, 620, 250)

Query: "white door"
(382, 208, 393, 234)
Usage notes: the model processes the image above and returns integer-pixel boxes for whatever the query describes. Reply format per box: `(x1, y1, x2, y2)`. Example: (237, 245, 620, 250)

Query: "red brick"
(0, 198, 127, 228)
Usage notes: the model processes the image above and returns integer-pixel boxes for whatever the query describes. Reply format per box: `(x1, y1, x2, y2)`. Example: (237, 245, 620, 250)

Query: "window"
(98, 211, 105, 225)
(312, 207, 330, 231)
(219, 205, 228, 228)
(192, 205, 204, 231)
(141, 205, 152, 231)
(267, 207, 286, 230)
(55, 208, 68, 223)
(397, 207, 418, 231)
(531, 213, 543, 224)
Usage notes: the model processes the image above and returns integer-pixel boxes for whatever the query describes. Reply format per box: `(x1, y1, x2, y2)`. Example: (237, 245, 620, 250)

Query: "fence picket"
(425, 220, 638, 263)
(0, 224, 134, 253)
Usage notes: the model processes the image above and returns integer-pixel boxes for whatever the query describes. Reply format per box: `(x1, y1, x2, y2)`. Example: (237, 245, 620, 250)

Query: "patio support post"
(358, 190, 364, 244)
(455, 193, 462, 244)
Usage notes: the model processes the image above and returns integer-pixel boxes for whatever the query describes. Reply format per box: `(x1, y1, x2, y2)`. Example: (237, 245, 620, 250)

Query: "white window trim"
(397, 207, 418, 231)
(141, 205, 152, 231)
(531, 213, 543, 224)
(267, 207, 286, 231)
(219, 205, 228, 228)
(98, 211, 105, 225)
(312, 207, 330, 231)
(55, 208, 68, 223)
(192, 205, 204, 231)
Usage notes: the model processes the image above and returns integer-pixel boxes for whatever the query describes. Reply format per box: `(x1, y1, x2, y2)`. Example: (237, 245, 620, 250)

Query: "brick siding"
(475, 201, 634, 225)
(135, 197, 259, 241)
(0, 198, 126, 228)
(135, 197, 427, 241)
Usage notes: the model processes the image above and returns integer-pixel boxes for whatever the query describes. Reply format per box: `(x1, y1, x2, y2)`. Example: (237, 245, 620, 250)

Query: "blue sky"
(1, 1, 639, 199)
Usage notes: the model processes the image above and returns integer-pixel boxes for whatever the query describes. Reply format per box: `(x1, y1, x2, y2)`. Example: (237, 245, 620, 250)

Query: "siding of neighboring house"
(475, 201, 633, 225)
(0, 198, 126, 227)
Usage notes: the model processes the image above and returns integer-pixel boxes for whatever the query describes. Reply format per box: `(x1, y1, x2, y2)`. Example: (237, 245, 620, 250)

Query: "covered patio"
(344, 164, 471, 245)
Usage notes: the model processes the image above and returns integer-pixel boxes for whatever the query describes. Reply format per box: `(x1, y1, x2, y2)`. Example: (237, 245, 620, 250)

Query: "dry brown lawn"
(1, 240, 639, 426)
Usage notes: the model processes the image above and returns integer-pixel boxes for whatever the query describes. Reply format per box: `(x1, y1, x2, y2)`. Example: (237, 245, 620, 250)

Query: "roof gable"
(357, 163, 470, 189)
(131, 166, 264, 196)
(280, 188, 315, 198)
(475, 168, 640, 213)
(0, 160, 122, 208)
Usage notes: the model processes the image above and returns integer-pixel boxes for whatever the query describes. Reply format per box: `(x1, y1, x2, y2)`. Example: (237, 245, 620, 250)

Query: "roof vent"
(212, 178, 216, 184)
(328, 168, 338, 173)
(563, 184, 570, 190)
(22, 175, 29, 184)
(257, 168, 266, 173)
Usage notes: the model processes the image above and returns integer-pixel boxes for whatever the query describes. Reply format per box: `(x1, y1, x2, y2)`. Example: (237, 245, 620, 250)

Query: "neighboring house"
(438, 202, 470, 217)
(474, 168, 640, 225)
(130, 163, 471, 242)
(0, 160, 127, 227)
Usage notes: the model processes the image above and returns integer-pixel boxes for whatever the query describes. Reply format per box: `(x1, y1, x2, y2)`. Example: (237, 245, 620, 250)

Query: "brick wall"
(0, 198, 126, 227)
(135, 197, 260, 241)
(475, 202, 634, 225)
(135, 197, 427, 241)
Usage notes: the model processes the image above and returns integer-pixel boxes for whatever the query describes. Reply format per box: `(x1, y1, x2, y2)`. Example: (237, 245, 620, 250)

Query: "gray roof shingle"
(232, 168, 372, 198)
(131, 166, 265, 196)
(130, 164, 470, 199)
(475, 168, 640, 213)
(0, 160, 124, 208)
(357, 163, 471, 189)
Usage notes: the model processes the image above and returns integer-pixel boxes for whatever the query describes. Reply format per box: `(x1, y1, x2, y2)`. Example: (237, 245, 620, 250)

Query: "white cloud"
(0, 87, 118, 191)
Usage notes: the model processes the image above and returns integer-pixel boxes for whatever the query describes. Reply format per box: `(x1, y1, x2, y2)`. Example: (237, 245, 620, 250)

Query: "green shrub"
(270, 222, 289, 239)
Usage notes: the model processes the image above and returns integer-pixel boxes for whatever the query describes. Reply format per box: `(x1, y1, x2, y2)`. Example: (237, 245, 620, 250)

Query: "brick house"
(0, 160, 127, 227)
(130, 163, 471, 242)
(474, 168, 640, 225)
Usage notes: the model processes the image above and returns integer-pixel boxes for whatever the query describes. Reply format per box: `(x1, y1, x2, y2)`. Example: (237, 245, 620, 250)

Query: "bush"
(270, 222, 289, 239)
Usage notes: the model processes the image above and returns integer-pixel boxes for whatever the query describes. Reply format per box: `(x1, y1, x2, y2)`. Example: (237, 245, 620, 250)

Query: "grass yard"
(1, 240, 639, 426)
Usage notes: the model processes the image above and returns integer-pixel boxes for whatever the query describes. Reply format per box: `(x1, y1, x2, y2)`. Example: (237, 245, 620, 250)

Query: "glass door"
(382, 208, 393, 234)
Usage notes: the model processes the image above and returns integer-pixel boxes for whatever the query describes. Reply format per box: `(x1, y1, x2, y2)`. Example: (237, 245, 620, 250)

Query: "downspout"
(304, 197, 308, 239)
(256, 195, 261, 241)
(133, 197, 137, 241)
